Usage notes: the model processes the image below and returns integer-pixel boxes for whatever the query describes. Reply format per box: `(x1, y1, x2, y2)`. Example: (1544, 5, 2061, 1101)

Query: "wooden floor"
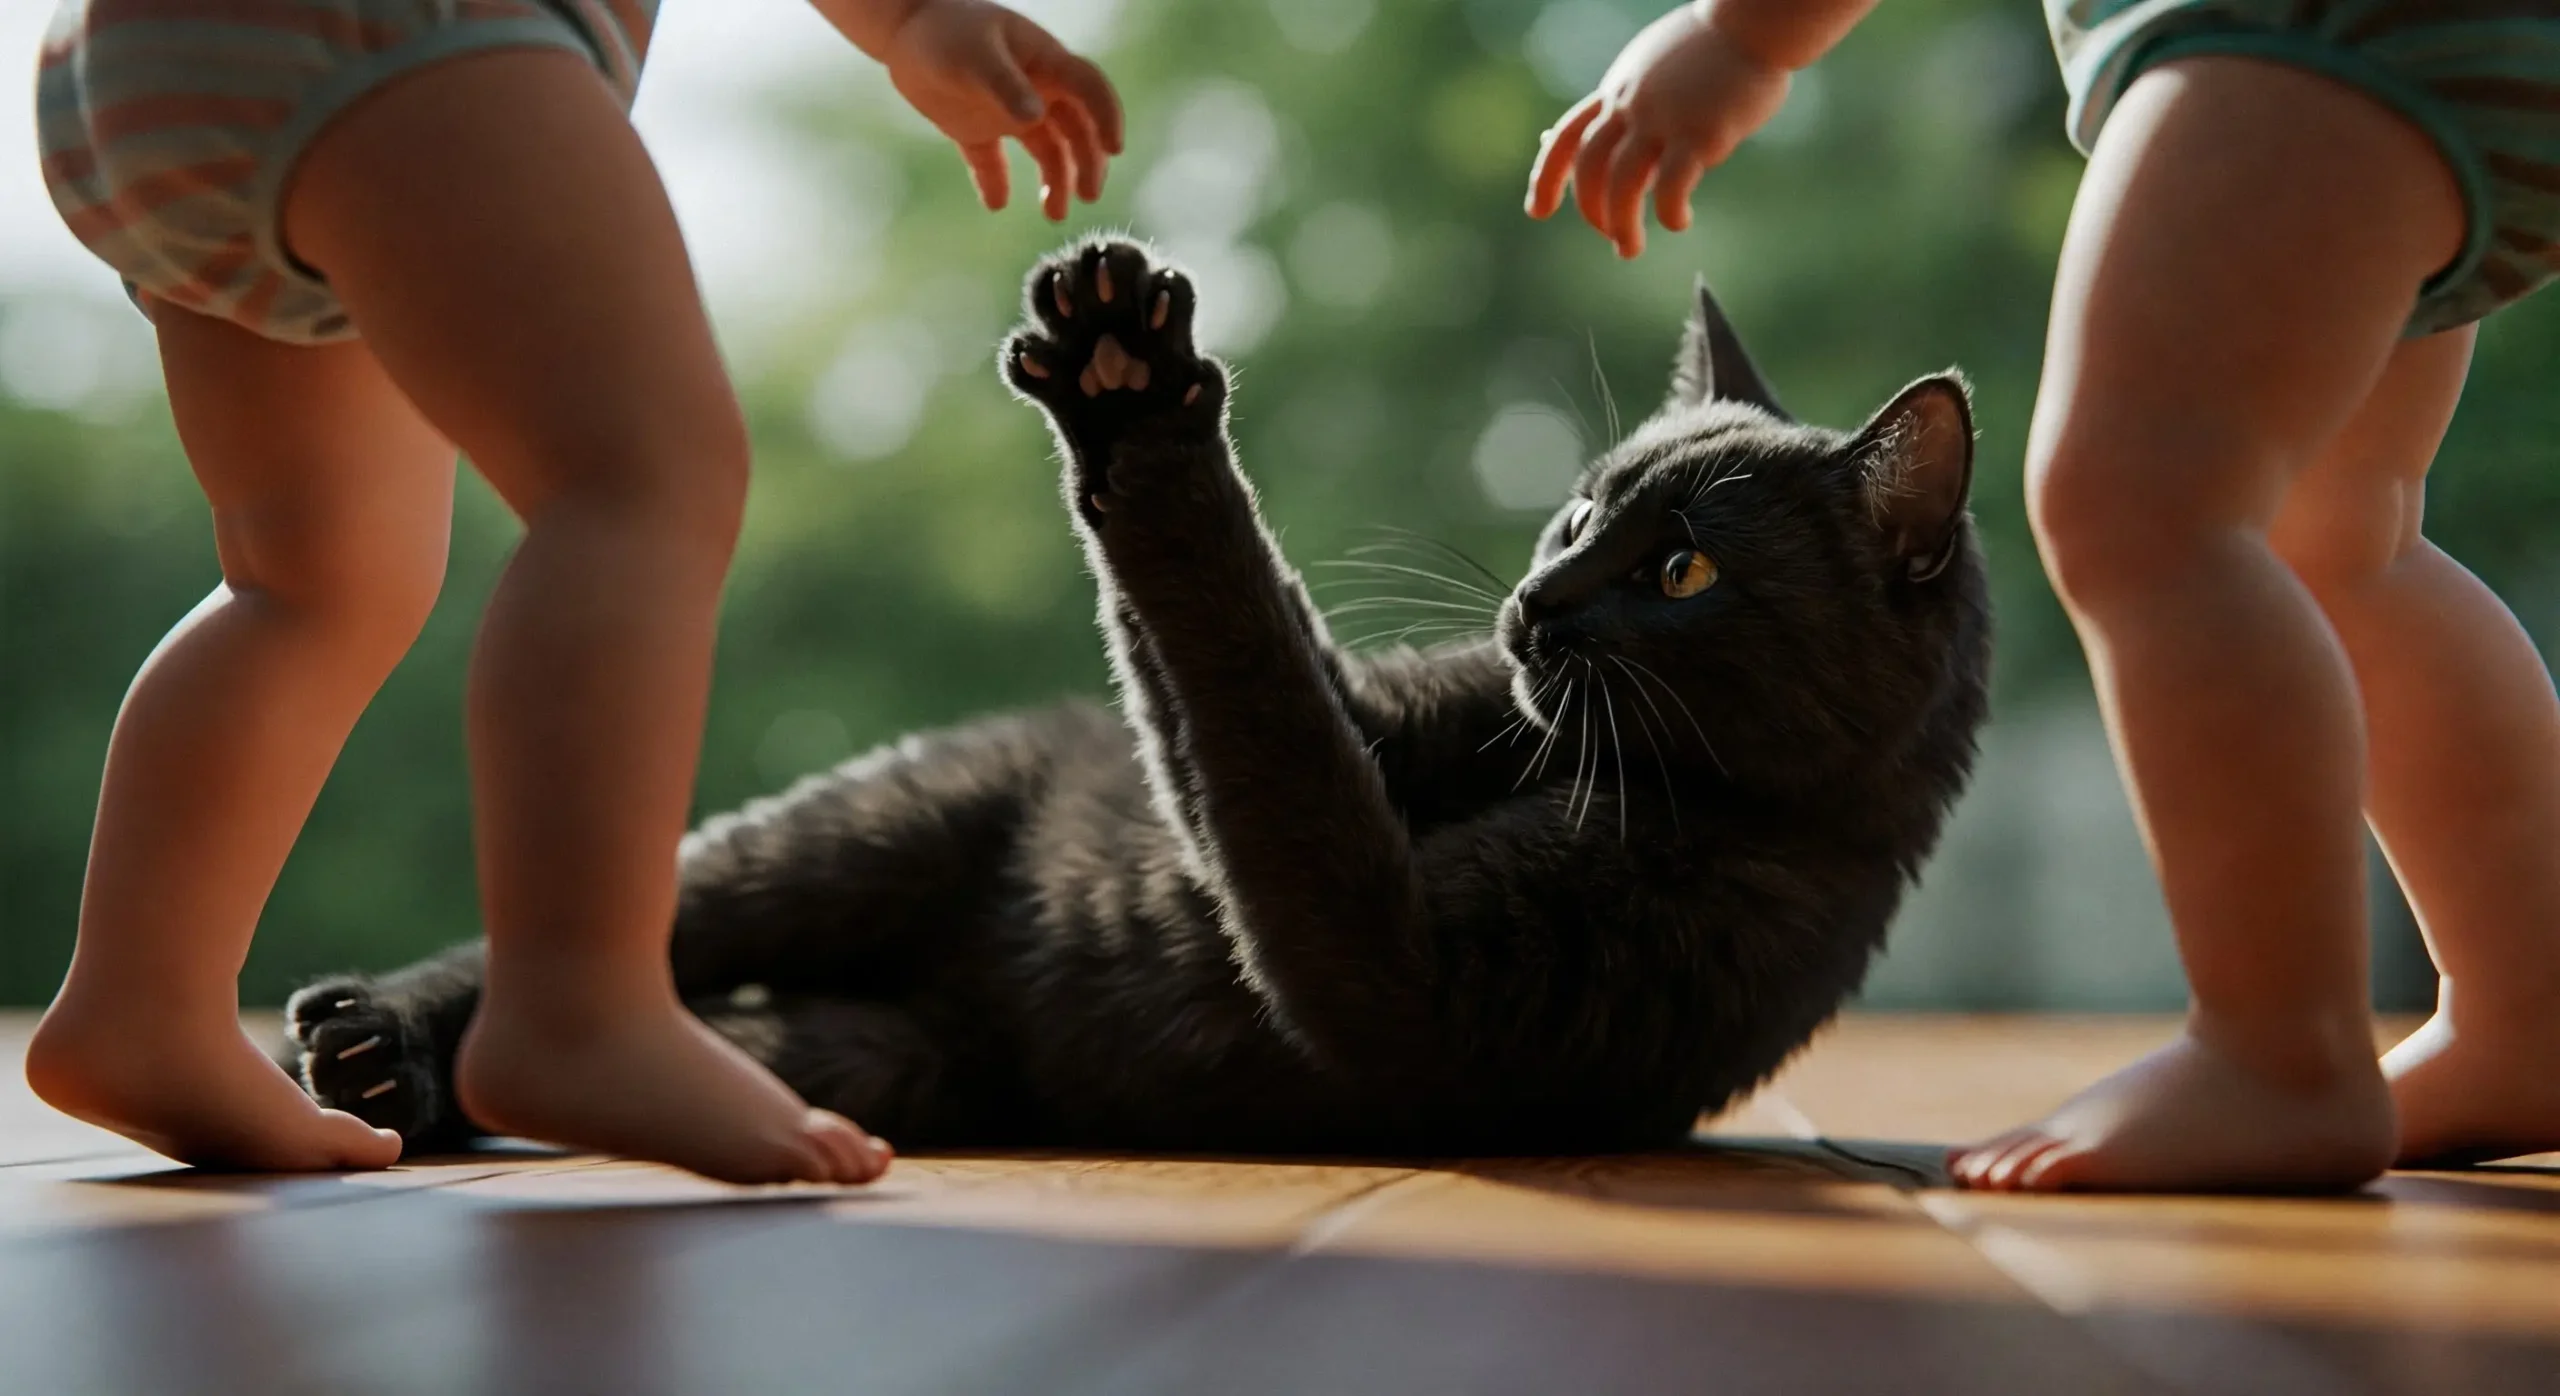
(2, 1015, 2552, 1396)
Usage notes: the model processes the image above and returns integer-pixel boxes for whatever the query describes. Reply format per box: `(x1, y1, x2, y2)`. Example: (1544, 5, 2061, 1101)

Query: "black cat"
(281, 239, 1992, 1156)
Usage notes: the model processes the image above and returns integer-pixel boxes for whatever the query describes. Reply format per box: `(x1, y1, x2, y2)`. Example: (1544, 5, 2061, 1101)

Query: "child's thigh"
(155, 305, 455, 616)
(2030, 56, 2468, 534)
(279, 48, 744, 521)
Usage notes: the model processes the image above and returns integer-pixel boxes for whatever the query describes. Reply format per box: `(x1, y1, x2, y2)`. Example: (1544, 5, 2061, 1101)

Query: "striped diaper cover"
(35, 0, 658, 345)
(2048, 0, 2560, 336)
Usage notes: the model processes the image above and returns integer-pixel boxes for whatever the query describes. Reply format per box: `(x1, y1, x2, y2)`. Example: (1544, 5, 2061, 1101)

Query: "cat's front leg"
(1000, 240, 1378, 726)
(1002, 240, 1442, 1070)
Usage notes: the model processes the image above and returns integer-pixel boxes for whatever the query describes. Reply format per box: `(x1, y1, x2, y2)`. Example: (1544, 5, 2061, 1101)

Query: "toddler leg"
(283, 49, 882, 1185)
(1951, 56, 2464, 1192)
(25, 312, 447, 1170)
(2269, 329, 2560, 1166)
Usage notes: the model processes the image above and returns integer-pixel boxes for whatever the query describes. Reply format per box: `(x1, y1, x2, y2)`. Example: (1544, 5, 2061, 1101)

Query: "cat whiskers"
(1588, 331, 1623, 448)
(1361, 618, 1495, 650)
(1676, 462, 1750, 546)
(1316, 552, 1506, 604)
(1362, 528, 1509, 592)
(1312, 542, 1508, 651)
(1596, 663, 1631, 845)
(1516, 663, 1579, 792)
(1319, 594, 1495, 618)
(1314, 590, 1496, 650)
(1683, 463, 1755, 512)
(1569, 656, 1599, 832)
(1612, 654, 1725, 778)
(1480, 670, 1562, 753)
(1611, 656, 1682, 835)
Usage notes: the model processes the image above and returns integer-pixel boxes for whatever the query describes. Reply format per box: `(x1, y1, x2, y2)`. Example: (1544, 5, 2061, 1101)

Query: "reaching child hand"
(876, 0, 1126, 221)
(1526, 3, 1792, 258)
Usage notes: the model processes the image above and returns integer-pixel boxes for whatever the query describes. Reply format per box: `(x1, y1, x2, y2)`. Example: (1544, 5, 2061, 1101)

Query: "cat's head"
(1496, 280, 1991, 801)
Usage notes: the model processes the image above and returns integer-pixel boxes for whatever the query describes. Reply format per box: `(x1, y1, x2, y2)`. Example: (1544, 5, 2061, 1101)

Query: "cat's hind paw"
(1002, 239, 1227, 513)
(282, 978, 449, 1143)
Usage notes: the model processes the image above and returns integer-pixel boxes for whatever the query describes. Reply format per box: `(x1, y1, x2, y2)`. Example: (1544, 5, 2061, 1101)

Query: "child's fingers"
(1048, 98, 1109, 202)
(1654, 148, 1708, 232)
(1527, 95, 1601, 219)
(1605, 137, 1661, 257)
(1570, 110, 1629, 242)
(1019, 122, 1075, 220)
(960, 139, 1010, 211)
(972, 46, 1046, 125)
(1030, 50, 1125, 154)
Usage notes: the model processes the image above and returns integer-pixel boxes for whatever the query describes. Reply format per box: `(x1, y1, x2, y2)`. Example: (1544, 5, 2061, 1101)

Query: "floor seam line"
(1055, 1168, 1451, 1395)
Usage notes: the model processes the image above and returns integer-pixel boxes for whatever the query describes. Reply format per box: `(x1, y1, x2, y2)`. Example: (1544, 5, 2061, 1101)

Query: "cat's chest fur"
(971, 688, 1879, 1153)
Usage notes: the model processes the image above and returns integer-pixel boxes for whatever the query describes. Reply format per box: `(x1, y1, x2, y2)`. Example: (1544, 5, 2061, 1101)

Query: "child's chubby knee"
(2025, 428, 2269, 594)
(219, 514, 449, 644)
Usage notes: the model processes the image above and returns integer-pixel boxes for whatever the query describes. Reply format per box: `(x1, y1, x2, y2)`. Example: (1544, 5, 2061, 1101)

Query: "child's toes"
(1949, 1129, 2032, 1187)
(802, 1110, 883, 1185)
(1985, 1134, 2066, 1190)
(2017, 1142, 2095, 1192)
(319, 1111, 405, 1169)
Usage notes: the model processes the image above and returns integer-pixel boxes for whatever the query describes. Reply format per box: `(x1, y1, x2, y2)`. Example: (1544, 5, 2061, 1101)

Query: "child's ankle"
(2185, 1003, 2381, 1090)
(2431, 974, 2560, 1037)
(472, 969, 684, 1038)
(40, 976, 240, 1037)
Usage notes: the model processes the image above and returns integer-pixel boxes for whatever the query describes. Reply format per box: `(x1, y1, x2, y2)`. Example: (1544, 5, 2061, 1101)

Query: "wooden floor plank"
(1, 1152, 1396, 1395)
(1086, 1149, 2177, 1396)
(1765, 1015, 2560, 1396)
(4, 1012, 2555, 1395)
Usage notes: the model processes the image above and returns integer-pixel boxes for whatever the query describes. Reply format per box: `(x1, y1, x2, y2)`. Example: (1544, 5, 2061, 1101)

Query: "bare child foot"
(26, 993, 403, 1171)
(454, 993, 889, 1187)
(1948, 1024, 2397, 1193)
(2384, 1004, 2560, 1166)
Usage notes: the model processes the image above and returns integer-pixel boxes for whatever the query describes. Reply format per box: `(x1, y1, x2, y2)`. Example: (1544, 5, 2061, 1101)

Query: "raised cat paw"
(1002, 239, 1228, 521)
(282, 978, 448, 1143)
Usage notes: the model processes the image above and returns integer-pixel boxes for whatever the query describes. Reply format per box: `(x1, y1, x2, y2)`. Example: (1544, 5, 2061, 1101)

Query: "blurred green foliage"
(5, 0, 2556, 1005)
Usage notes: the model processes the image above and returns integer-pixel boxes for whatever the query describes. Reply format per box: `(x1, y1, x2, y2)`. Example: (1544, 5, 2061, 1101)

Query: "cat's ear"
(1670, 278, 1789, 419)
(1852, 373, 1974, 582)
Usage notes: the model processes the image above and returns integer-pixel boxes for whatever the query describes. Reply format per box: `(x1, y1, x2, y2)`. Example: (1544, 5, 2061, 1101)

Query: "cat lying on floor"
(279, 239, 1992, 1156)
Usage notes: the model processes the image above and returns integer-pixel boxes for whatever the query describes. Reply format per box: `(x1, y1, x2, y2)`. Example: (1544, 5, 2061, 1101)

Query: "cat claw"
(360, 1080, 397, 1099)
(335, 1036, 382, 1061)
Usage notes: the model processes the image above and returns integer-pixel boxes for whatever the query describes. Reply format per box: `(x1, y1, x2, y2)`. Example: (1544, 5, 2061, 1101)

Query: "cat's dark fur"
(281, 239, 1992, 1156)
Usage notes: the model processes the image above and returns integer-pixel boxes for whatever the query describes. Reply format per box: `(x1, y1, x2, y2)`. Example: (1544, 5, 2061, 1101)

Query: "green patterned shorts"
(2047, 0, 2560, 336)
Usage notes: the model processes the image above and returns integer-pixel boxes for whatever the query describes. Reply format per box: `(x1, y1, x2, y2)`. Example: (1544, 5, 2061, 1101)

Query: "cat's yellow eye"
(1661, 550, 1718, 599)
(1563, 499, 1593, 544)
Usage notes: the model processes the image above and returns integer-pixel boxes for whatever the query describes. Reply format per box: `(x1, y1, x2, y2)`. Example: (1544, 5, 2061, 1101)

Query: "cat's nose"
(1516, 584, 1565, 625)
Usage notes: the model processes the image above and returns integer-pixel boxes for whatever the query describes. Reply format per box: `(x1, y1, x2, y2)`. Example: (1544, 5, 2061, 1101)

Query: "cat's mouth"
(1507, 678, 1559, 734)
(1505, 650, 1586, 733)
(1498, 607, 1571, 725)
